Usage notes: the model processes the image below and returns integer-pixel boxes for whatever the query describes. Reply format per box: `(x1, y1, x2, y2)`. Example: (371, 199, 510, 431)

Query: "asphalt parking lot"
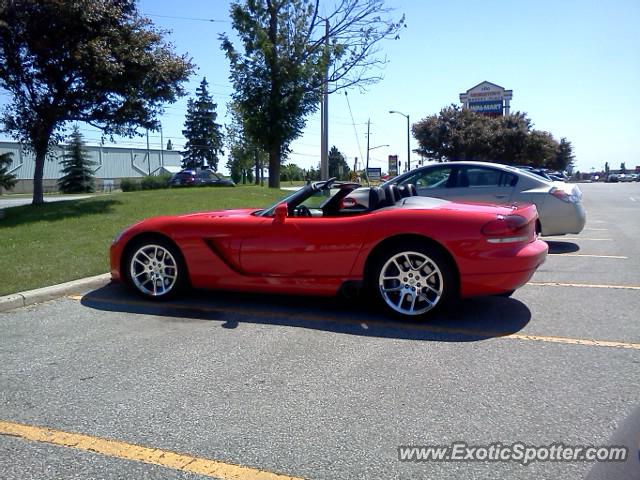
(1, 182, 639, 479)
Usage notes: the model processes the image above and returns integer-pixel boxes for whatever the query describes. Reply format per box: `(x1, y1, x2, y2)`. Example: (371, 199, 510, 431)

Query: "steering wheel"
(295, 205, 312, 217)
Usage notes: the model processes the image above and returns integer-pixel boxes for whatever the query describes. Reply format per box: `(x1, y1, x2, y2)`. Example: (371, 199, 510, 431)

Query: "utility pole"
(365, 119, 370, 185)
(159, 124, 164, 167)
(320, 18, 329, 180)
(146, 129, 151, 175)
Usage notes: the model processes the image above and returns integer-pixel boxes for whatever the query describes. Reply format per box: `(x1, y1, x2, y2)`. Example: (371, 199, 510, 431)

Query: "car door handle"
(494, 194, 507, 199)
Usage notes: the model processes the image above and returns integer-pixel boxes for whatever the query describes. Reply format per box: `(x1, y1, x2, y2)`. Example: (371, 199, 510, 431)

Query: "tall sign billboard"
(459, 81, 513, 117)
(388, 155, 399, 177)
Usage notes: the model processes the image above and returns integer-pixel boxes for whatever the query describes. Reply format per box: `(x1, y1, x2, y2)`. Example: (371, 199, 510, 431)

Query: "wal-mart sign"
(460, 81, 513, 117)
(468, 100, 503, 115)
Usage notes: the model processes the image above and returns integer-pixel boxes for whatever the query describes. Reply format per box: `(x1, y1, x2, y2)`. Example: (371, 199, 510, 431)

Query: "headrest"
(368, 186, 385, 208)
(383, 184, 400, 206)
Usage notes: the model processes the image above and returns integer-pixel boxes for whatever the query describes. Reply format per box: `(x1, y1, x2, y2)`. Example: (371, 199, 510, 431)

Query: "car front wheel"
(371, 243, 455, 319)
(125, 238, 186, 299)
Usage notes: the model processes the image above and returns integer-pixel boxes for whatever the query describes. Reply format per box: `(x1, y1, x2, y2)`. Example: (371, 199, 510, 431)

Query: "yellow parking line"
(0, 420, 302, 480)
(502, 334, 640, 350)
(527, 282, 640, 290)
(73, 295, 640, 351)
(548, 254, 627, 259)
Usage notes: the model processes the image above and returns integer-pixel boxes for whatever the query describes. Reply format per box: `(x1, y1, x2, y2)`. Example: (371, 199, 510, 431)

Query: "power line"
(146, 13, 229, 23)
(344, 91, 364, 164)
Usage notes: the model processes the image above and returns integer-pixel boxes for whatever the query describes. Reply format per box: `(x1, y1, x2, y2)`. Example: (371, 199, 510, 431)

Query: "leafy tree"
(620, 162, 626, 174)
(549, 137, 575, 171)
(225, 103, 262, 184)
(0, 0, 193, 204)
(221, 0, 405, 188)
(413, 105, 561, 167)
(57, 126, 95, 193)
(281, 163, 304, 182)
(182, 78, 224, 170)
(0, 151, 17, 191)
(328, 145, 350, 180)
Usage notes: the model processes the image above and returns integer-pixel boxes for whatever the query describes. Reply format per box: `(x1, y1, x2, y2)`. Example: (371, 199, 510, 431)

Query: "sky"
(2, 0, 639, 175)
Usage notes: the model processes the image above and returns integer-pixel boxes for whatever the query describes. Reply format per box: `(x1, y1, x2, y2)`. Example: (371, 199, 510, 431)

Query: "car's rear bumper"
(541, 201, 586, 236)
(460, 239, 548, 297)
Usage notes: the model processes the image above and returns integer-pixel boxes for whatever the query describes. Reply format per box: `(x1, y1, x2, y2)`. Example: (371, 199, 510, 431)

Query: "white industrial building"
(0, 141, 182, 194)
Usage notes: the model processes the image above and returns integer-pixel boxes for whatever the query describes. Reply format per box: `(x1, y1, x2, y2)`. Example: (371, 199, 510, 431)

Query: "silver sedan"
(383, 161, 585, 236)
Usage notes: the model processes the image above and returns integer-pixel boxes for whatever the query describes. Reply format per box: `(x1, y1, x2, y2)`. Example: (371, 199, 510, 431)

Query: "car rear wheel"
(371, 243, 455, 319)
(125, 238, 186, 299)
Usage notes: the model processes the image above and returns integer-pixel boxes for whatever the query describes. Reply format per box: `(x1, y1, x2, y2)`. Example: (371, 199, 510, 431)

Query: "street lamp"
(366, 143, 389, 185)
(389, 110, 410, 172)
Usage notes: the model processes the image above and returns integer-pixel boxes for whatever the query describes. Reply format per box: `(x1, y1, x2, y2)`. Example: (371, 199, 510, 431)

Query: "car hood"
(176, 208, 257, 219)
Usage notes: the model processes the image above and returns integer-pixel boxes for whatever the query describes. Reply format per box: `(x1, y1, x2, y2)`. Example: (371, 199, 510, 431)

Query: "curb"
(0, 273, 111, 313)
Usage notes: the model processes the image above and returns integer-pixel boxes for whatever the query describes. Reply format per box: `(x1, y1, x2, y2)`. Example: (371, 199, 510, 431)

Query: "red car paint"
(110, 198, 547, 298)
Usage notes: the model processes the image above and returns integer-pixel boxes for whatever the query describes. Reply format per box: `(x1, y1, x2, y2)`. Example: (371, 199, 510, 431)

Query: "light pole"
(389, 110, 410, 172)
(366, 142, 389, 185)
(319, 17, 330, 180)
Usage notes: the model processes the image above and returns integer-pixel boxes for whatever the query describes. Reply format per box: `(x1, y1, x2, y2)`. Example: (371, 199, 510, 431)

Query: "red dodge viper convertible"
(110, 178, 548, 319)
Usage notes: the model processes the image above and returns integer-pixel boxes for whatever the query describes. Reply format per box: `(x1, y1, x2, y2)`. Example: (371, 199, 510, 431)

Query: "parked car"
(111, 178, 548, 320)
(618, 173, 634, 182)
(169, 169, 235, 187)
(606, 174, 619, 183)
(382, 161, 586, 236)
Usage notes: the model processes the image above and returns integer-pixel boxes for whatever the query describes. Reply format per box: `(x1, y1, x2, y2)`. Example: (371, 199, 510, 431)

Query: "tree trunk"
(254, 150, 260, 185)
(31, 122, 53, 205)
(32, 145, 47, 205)
(268, 146, 280, 188)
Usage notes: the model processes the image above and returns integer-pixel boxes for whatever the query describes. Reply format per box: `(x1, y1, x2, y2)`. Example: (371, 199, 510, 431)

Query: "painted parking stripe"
(547, 237, 612, 241)
(527, 282, 640, 290)
(0, 420, 302, 480)
(583, 228, 608, 231)
(548, 254, 627, 259)
(73, 295, 640, 351)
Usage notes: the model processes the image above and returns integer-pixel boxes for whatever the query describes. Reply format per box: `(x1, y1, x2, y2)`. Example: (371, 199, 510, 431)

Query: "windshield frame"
(255, 178, 361, 217)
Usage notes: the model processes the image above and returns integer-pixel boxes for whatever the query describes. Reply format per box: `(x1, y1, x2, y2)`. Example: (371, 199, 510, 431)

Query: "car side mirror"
(273, 202, 287, 224)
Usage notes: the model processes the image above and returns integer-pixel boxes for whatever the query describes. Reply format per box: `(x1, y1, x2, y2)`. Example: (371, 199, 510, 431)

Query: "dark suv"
(169, 169, 235, 187)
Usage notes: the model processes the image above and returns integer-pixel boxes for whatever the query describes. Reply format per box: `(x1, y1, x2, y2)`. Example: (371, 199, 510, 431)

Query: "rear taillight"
(550, 186, 581, 203)
(482, 214, 530, 244)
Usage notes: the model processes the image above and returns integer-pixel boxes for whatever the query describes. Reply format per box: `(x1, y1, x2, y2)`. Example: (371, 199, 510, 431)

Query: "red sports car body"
(110, 180, 548, 319)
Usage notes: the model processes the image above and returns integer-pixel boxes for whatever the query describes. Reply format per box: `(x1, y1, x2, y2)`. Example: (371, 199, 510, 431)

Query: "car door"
(398, 165, 456, 198)
(239, 215, 369, 277)
(445, 165, 518, 204)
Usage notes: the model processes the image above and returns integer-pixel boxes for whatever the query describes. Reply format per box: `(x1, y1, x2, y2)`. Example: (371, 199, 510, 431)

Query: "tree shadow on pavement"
(81, 283, 531, 343)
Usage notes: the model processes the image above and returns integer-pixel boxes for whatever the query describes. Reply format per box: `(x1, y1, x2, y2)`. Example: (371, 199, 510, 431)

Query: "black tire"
(123, 236, 187, 300)
(493, 290, 515, 298)
(368, 241, 457, 320)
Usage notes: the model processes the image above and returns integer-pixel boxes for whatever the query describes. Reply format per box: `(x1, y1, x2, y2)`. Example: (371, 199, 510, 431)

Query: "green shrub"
(120, 178, 140, 192)
(141, 174, 171, 190)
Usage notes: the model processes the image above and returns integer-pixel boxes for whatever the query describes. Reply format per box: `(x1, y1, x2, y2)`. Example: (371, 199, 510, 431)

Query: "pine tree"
(0, 152, 17, 192)
(166, 139, 173, 150)
(57, 127, 95, 193)
(328, 146, 350, 180)
(182, 78, 224, 170)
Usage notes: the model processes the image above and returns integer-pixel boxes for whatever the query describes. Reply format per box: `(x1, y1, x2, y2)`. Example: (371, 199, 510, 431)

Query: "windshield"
(255, 178, 361, 217)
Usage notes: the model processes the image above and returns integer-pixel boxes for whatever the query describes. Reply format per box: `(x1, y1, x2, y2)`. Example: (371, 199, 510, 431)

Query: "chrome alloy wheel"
(129, 244, 179, 297)
(378, 251, 444, 316)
